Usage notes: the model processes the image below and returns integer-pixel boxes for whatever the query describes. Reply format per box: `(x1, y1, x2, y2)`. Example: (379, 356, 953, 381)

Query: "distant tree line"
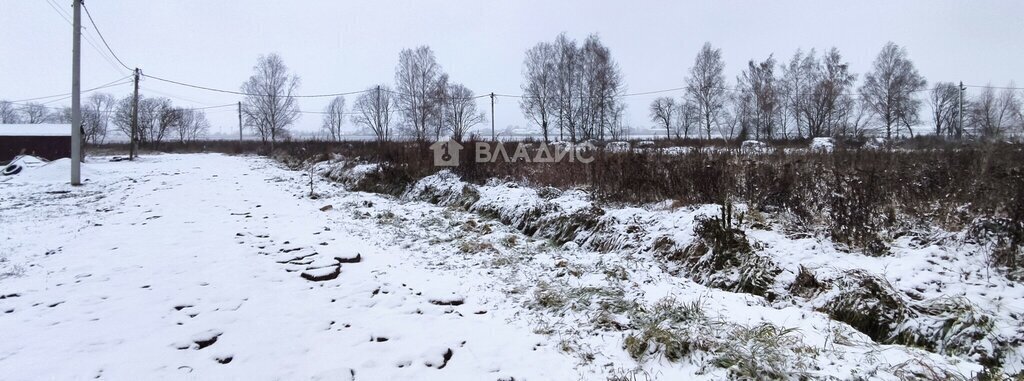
(0, 94, 209, 146)
(649, 41, 1023, 142)
(4, 39, 1021, 145)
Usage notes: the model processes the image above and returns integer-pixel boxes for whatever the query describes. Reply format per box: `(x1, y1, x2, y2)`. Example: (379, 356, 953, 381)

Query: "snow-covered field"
(1, 153, 1020, 380)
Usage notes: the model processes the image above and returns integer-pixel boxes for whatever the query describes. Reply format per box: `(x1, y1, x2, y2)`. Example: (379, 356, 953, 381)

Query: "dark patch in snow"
(300, 265, 340, 282)
(194, 333, 221, 350)
(437, 348, 453, 369)
(334, 253, 361, 263)
(430, 299, 464, 306)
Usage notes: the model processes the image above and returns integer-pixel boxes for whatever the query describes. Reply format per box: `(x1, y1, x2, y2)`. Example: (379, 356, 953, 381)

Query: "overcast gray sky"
(2, 0, 1023, 137)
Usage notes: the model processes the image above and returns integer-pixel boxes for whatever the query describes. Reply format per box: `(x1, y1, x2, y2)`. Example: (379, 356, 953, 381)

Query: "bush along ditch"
(291, 155, 1024, 374)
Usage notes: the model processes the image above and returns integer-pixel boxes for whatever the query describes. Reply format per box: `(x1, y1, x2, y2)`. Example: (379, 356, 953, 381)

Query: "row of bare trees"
(0, 95, 117, 144)
(312, 46, 487, 143)
(112, 95, 210, 146)
(1, 93, 208, 145)
(520, 33, 625, 142)
(650, 42, 1023, 141)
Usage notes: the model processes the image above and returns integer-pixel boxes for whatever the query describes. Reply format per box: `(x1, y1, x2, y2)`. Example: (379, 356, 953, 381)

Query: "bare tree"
(83, 93, 114, 144)
(0, 100, 20, 123)
(801, 48, 856, 137)
(578, 34, 623, 141)
(21, 102, 52, 124)
(674, 99, 699, 139)
(150, 97, 178, 148)
(859, 42, 927, 139)
(429, 73, 450, 141)
(113, 95, 135, 141)
(321, 96, 346, 141)
(394, 46, 444, 142)
(174, 108, 209, 144)
(686, 42, 728, 140)
(736, 55, 781, 140)
(520, 42, 558, 142)
(241, 53, 300, 149)
(111, 95, 173, 147)
(970, 83, 1021, 138)
(351, 85, 395, 142)
(443, 83, 486, 141)
(553, 33, 581, 142)
(929, 82, 961, 138)
(780, 49, 816, 138)
(649, 97, 676, 139)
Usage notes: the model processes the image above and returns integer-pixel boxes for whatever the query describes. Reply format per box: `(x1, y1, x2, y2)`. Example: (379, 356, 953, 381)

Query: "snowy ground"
(0, 153, 1018, 380)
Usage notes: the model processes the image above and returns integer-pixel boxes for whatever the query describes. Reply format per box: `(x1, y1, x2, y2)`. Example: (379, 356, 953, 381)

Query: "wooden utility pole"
(70, 0, 82, 185)
(958, 81, 965, 138)
(237, 101, 242, 148)
(130, 68, 140, 160)
(490, 92, 495, 141)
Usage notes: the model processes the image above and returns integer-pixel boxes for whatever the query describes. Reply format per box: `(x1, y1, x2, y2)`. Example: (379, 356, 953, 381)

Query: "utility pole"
(376, 85, 382, 141)
(130, 68, 140, 160)
(70, 0, 82, 185)
(237, 101, 242, 148)
(490, 92, 495, 141)
(958, 81, 966, 139)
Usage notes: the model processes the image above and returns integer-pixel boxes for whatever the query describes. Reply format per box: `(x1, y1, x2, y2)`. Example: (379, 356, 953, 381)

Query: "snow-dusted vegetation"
(268, 140, 1024, 379)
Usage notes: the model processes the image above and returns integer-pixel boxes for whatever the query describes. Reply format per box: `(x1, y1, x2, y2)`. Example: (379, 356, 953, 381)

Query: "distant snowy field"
(0, 154, 1019, 380)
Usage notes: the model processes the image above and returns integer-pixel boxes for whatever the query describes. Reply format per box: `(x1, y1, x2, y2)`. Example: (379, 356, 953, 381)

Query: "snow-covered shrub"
(899, 297, 1003, 366)
(663, 203, 782, 299)
(470, 182, 545, 231)
(817, 269, 912, 342)
(740, 140, 773, 154)
(810, 137, 834, 152)
(403, 170, 480, 210)
(797, 268, 1011, 367)
(605, 141, 630, 152)
(967, 217, 1024, 280)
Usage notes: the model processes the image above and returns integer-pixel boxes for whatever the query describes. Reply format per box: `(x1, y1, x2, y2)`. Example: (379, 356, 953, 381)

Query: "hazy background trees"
(321, 96, 346, 141)
(351, 85, 395, 142)
(174, 108, 210, 144)
(0, 101, 19, 123)
(241, 53, 300, 148)
(83, 93, 115, 144)
(970, 84, 1021, 138)
(21, 102, 53, 124)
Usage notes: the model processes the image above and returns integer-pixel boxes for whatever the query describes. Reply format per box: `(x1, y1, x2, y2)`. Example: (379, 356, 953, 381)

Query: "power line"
(43, 0, 127, 75)
(10, 75, 133, 103)
(143, 73, 374, 98)
(81, 2, 133, 72)
(963, 84, 1024, 91)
